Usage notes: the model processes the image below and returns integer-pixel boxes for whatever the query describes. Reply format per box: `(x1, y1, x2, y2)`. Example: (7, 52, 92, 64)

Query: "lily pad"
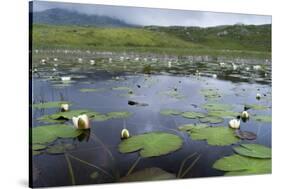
(200, 89, 221, 99)
(233, 144, 271, 158)
(213, 154, 271, 176)
(107, 111, 132, 119)
(38, 109, 92, 121)
(202, 103, 233, 111)
(118, 132, 183, 158)
(199, 116, 224, 124)
(120, 167, 176, 182)
(32, 124, 82, 144)
(181, 112, 206, 119)
(32, 150, 42, 156)
(208, 111, 238, 118)
(93, 114, 111, 121)
(32, 101, 70, 109)
(90, 172, 99, 179)
(181, 126, 239, 146)
(160, 109, 182, 116)
(46, 143, 75, 154)
(235, 130, 257, 140)
(178, 124, 208, 132)
(245, 104, 268, 110)
(79, 88, 104, 92)
(112, 86, 132, 91)
(253, 115, 271, 122)
(160, 90, 186, 99)
(37, 115, 66, 124)
(32, 144, 47, 151)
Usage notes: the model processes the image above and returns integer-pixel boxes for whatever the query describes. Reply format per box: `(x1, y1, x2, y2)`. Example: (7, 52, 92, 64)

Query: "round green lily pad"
(213, 154, 271, 176)
(253, 115, 271, 123)
(233, 144, 271, 159)
(32, 124, 82, 144)
(32, 101, 70, 109)
(118, 132, 183, 158)
(181, 112, 206, 119)
(46, 143, 75, 154)
(199, 116, 224, 124)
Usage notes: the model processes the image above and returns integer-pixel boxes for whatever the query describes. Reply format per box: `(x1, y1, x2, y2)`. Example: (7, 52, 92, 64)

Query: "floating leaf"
(253, 115, 271, 122)
(32, 144, 47, 151)
(48, 109, 91, 120)
(235, 130, 257, 140)
(32, 101, 70, 109)
(32, 124, 82, 144)
(46, 144, 75, 154)
(200, 89, 221, 99)
(118, 132, 183, 158)
(160, 109, 182, 116)
(107, 111, 132, 119)
(160, 90, 186, 99)
(79, 88, 104, 92)
(199, 116, 224, 124)
(120, 167, 176, 182)
(178, 124, 208, 132)
(181, 112, 205, 119)
(213, 154, 271, 176)
(233, 144, 271, 158)
(181, 126, 239, 146)
(208, 111, 238, 118)
(112, 86, 132, 91)
(245, 104, 268, 110)
(93, 114, 111, 121)
(202, 103, 233, 111)
(37, 115, 66, 124)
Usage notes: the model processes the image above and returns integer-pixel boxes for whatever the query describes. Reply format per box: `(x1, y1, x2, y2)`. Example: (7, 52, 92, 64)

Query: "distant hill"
(145, 24, 271, 52)
(32, 8, 135, 27)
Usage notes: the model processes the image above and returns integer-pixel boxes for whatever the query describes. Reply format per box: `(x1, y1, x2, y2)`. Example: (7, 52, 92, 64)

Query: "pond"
(31, 50, 272, 187)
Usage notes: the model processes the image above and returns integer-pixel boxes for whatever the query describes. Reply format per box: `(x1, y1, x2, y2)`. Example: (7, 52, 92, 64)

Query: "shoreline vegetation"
(32, 24, 271, 60)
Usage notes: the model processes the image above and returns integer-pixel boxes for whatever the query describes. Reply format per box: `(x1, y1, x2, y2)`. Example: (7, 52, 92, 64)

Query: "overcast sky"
(32, 1, 271, 27)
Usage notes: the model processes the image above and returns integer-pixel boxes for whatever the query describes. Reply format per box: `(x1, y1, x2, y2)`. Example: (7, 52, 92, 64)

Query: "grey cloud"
(32, 1, 271, 27)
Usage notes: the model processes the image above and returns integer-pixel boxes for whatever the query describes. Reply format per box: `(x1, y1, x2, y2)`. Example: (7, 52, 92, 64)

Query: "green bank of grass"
(32, 24, 271, 59)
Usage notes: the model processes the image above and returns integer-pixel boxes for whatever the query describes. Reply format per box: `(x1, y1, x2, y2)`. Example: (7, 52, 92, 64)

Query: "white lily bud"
(60, 104, 69, 112)
(241, 111, 249, 119)
(72, 114, 90, 130)
(121, 129, 130, 139)
(256, 93, 261, 100)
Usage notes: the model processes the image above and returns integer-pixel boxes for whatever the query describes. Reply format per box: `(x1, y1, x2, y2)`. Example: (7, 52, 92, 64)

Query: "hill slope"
(32, 8, 134, 27)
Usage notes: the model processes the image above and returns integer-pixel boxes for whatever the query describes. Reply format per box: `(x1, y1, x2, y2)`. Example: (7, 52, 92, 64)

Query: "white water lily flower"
(212, 74, 217, 78)
(52, 68, 56, 72)
(228, 119, 240, 129)
(135, 57, 139, 61)
(54, 58, 58, 62)
(60, 103, 69, 112)
(232, 63, 238, 70)
(121, 129, 130, 139)
(109, 58, 112, 63)
(256, 93, 261, 100)
(143, 58, 148, 62)
(241, 111, 249, 119)
(219, 62, 225, 67)
(78, 58, 83, 63)
(168, 61, 172, 68)
(72, 114, 90, 129)
(90, 60, 95, 65)
(61, 76, 71, 81)
(120, 56, 124, 61)
(41, 59, 46, 63)
(54, 63, 58, 67)
(253, 65, 261, 70)
(245, 67, 250, 71)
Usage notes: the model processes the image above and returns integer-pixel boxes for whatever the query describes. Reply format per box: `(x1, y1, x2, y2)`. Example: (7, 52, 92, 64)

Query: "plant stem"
(64, 153, 76, 185)
(126, 157, 141, 176)
(67, 153, 114, 179)
(180, 154, 201, 178)
(177, 152, 197, 178)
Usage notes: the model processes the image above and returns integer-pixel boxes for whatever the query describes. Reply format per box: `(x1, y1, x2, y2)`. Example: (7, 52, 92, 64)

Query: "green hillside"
(32, 24, 271, 58)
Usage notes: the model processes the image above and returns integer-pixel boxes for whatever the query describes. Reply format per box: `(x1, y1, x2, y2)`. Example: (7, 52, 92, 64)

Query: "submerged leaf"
(118, 132, 183, 158)
(245, 104, 268, 110)
(233, 144, 271, 158)
(253, 115, 272, 123)
(46, 143, 75, 154)
(202, 103, 233, 111)
(32, 144, 47, 151)
(120, 167, 176, 182)
(79, 88, 104, 92)
(213, 154, 271, 176)
(107, 111, 132, 119)
(235, 130, 257, 140)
